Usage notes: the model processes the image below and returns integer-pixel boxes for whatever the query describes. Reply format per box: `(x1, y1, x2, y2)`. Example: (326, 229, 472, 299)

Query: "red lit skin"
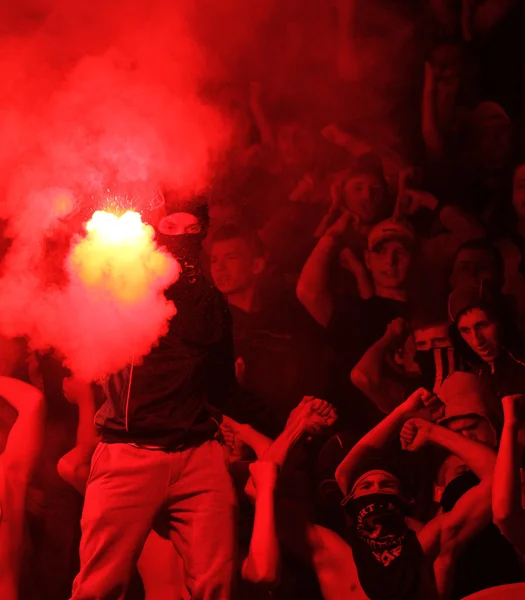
(350, 471, 404, 499)
(276, 123, 315, 171)
(414, 323, 451, 351)
(365, 240, 412, 301)
(450, 249, 502, 290)
(210, 237, 265, 312)
(241, 461, 280, 585)
(158, 212, 201, 236)
(336, 388, 496, 599)
(297, 212, 374, 327)
(456, 308, 501, 365)
(492, 394, 525, 555)
(444, 415, 497, 448)
(0, 377, 45, 600)
(343, 174, 386, 226)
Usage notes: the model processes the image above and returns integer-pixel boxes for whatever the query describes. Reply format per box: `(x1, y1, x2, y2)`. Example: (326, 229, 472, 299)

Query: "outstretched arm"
(0, 376, 45, 483)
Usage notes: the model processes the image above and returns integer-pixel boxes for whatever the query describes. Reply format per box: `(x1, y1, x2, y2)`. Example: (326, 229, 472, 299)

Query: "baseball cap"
(340, 451, 410, 505)
(367, 218, 415, 252)
(470, 102, 511, 129)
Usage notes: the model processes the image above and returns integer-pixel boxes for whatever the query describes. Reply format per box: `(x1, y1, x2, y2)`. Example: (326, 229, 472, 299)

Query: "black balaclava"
(155, 194, 209, 283)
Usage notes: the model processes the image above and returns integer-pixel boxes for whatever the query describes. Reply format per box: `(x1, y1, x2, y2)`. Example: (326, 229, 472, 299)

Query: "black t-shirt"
(227, 293, 327, 436)
(325, 295, 410, 433)
(98, 276, 237, 448)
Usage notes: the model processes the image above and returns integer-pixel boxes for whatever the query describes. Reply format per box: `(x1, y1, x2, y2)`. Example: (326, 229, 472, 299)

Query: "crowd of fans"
(2, 1, 525, 599)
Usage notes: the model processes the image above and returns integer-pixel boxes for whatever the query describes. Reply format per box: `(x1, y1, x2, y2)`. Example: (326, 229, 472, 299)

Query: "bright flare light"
(70, 209, 180, 304)
(86, 210, 146, 244)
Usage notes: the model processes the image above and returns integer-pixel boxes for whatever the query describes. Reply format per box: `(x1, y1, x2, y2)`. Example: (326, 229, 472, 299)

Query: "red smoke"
(0, 0, 231, 380)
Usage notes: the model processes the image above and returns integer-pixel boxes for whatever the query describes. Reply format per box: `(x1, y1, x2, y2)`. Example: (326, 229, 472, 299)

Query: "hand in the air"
(400, 418, 434, 452)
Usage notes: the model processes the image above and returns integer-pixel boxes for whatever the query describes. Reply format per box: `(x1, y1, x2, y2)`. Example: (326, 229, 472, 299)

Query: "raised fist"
(501, 395, 525, 426)
(400, 418, 433, 452)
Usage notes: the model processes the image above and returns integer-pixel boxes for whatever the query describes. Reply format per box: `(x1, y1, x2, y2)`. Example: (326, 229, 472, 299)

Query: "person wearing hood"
(70, 194, 238, 600)
(448, 280, 525, 407)
(423, 372, 524, 599)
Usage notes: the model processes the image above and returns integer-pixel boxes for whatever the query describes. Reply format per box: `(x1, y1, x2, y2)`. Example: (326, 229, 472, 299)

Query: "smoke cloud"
(0, 0, 235, 380)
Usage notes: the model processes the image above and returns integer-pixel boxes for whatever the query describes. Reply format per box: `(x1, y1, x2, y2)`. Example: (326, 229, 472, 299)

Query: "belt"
(127, 442, 185, 452)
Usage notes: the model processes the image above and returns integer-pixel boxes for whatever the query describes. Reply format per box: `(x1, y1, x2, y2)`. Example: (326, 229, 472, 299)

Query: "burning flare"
(71, 210, 176, 304)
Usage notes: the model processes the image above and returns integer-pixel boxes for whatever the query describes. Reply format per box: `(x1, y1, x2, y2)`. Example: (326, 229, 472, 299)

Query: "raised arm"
(335, 387, 438, 496)
(351, 319, 409, 413)
(492, 395, 525, 554)
(245, 398, 337, 499)
(422, 61, 447, 165)
(402, 419, 495, 566)
(242, 460, 280, 585)
(221, 415, 273, 459)
(0, 376, 45, 482)
(296, 212, 351, 327)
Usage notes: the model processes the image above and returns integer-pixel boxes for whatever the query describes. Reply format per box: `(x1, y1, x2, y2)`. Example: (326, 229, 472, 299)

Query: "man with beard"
(70, 195, 238, 600)
(335, 386, 498, 600)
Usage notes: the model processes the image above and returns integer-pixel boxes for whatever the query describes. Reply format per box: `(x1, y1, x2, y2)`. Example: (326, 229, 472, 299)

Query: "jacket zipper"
(124, 354, 135, 432)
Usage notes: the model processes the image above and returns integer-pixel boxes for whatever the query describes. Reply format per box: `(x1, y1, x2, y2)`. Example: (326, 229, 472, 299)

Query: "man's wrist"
(502, 419, 520, 434)
(320, 234, 338, 247)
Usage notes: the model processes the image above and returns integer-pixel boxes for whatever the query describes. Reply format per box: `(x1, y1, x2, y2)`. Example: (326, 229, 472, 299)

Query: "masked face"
(344, 490, 409, 566)
(156, 212, 204, 279)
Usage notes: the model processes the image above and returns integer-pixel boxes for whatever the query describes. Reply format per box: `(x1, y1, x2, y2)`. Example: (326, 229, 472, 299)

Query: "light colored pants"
(70, 440, 237, 600)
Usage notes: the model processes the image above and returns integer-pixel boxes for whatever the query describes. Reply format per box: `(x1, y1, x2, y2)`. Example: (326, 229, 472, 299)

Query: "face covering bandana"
(345, 493, 408, 565)
(155, 232, 204, 282)
(414, 346, 460, 393)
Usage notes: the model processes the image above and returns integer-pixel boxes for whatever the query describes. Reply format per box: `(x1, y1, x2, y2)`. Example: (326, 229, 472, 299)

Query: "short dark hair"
(211, 223, 266, 258)
(453, 239, 504, 276)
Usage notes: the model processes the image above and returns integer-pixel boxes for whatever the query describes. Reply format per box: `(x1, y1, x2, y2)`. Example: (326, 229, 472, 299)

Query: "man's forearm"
(239, 424, 273, 458)
(336, 402, 410, 493)
(0, 376, 43, 413)
(76, 403, 99, 449)
(428, 425, 496, 479)
(258, 423, 303, 468)
(296, 236, 336, 326)
(243, 485, 279, 583)
(353, 334, 395, 385)
(493, 422, 523, 522)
